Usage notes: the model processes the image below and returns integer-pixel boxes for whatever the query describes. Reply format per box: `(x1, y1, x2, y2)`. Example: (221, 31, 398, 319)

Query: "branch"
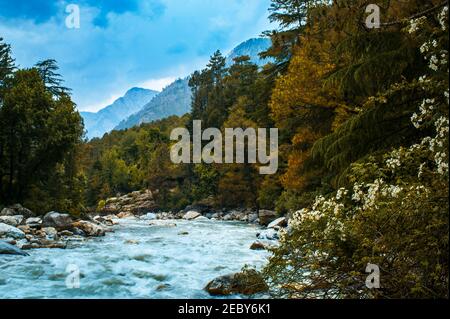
(363, 1, 448, 28)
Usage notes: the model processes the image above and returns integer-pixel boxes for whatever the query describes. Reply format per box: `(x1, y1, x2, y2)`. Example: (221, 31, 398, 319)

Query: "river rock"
(222, 213, 234, 221)
(98, 215, 118, 226)
(0, 223, 26, 239)
(117, 212, 135, 219)
(183, 204, 210, 214)
(17, 225, 32, 234)
(42, 227, 58, 240)
(258, 210, 278, 226)
(124, 239, 139, 245)
(0, 240, 29, 256)
(72, 221, 105, 237)
(100, 190, 157, 215)
(1, 204, 35, 218)
(25, 217, 42, 227)
(205, 269, 268, 296)
(0, 215, 23, 227)
(267, 217, 287, 229)
(0, 208, 15, 217)
(257, 228, 279, 241)
(59, 230, 74, 237)
(71, 227, 86, 237)
(183, 211, 201, 220)
(248, 214, 258, 223)
(43, 212, 73, 230)
(21, 239, 67, 250)
(250, 241, 267, 250)
(194, 216, 209, 221)
(156, 283, 172, 291)
(141, 213, 157, 220)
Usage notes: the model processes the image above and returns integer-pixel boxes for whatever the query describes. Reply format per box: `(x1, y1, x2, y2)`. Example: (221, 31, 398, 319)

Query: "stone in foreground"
(0, 215, 23, 227)
(0, 240, 29, 256)
(0, 223, 26, 239)
(205, 269, 268, 296)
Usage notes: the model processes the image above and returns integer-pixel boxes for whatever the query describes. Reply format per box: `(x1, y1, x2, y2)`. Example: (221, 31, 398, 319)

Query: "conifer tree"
(0, 38, 15, 85)
(35, 59, 71, 97)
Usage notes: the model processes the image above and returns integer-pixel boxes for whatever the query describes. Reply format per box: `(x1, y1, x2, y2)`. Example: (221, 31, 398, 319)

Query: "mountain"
(226, 38, 272, 67)
(114, 38, 272, 131)
(115, 78, 191, 131)
(81, 87, 159, 139)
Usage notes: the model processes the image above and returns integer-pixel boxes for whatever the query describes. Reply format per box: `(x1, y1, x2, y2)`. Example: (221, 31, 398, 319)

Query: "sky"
(0, 0, 273, 112)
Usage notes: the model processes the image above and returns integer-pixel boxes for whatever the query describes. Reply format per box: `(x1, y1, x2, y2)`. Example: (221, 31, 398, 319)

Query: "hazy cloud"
(0, 0, 272, 112)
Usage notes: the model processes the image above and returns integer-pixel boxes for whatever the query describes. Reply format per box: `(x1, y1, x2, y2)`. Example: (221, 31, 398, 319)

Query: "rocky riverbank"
(1, 189, 289, 296)
(1, 190, 287, 256)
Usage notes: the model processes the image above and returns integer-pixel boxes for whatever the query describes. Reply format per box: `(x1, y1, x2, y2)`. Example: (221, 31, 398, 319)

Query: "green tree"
(0, 69, 83, 212)
(35, 59, 71, 97)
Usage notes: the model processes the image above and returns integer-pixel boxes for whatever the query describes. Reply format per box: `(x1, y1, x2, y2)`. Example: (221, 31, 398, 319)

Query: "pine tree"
(0, 38, 16, 202)
(261, 0, 325, 71)
(35, 59, 71, 97)
(0, 69, 83, 209)
(0, 38, 15, 85)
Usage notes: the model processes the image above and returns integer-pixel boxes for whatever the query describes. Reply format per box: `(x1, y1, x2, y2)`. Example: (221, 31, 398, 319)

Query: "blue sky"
(0, 0, 273, 112)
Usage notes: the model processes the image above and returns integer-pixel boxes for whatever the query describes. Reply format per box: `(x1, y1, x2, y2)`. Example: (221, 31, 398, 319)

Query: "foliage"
(0, 49, 84, 214)
(264, 3, 449, 298)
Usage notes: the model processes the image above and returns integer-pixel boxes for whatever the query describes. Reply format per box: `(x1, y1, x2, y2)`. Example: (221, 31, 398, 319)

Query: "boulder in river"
(0, 240, 29, 256)
(258, 210, 278, 226)
(100, 189, 157, 215)
(250, 241, 267, 250)
(42, 227, 58, 240)
(0, 208, 15, 217)
(1, 204, 35, 218)
(72, 221, 105, 237)
(17, 225, 32, 234)
(21, 240, 67, 250)
(183, 211, 201, 220)
(25, 217, 42, 227)
(43, 212, 73, 230)
(0, 215, 23, 227)
(141, 213, 157, 220)
(248, 214, 258, 223)
(194, 216, 209, 221)
(267, 217, 287, 229)
(205, 269, 269, 296)
(0, 223, 26, 239)
(59, 230, 74, 237)
(257, 228, 279, 241)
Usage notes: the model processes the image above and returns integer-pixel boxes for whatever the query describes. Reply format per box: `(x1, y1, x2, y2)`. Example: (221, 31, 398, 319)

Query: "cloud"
(166, 42, 188, 55)
(139, 77, 177, 92)
(0, 0, 273, 112)
(0, 0, 59, 23)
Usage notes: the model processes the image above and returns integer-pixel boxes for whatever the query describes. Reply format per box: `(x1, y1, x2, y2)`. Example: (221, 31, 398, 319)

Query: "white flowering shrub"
(265, 6, 449, 299)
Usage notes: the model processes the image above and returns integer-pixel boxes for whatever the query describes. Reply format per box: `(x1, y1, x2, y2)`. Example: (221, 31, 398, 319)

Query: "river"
(0, 218, 270, 299)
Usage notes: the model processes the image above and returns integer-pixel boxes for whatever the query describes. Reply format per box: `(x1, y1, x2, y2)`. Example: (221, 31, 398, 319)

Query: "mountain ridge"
(113, 37, 272, 132)
(81, 87, 159, 139)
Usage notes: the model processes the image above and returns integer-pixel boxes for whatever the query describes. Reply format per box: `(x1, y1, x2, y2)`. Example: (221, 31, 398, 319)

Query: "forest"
(1, 0, 448, 298)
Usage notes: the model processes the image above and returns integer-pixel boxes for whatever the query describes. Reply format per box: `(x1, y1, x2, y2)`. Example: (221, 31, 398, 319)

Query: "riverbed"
(0, 218, 269, 299)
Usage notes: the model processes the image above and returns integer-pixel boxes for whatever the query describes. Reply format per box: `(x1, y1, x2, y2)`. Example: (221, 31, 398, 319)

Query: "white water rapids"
(0, 218, 270, 299)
